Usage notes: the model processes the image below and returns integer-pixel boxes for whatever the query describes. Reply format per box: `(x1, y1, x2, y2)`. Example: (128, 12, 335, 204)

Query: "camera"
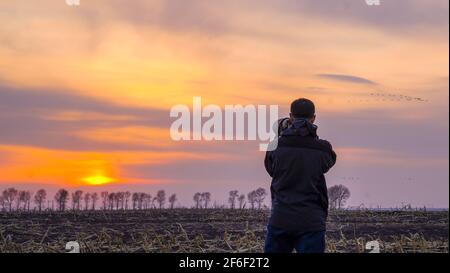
(274, 117, 292, 137)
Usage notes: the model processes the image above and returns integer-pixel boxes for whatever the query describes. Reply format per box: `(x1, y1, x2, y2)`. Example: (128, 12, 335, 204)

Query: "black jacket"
(264, 119, 336, 232)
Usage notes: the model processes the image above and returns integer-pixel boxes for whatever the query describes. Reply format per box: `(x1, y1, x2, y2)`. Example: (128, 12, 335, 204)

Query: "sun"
(82, 175, 115, 186)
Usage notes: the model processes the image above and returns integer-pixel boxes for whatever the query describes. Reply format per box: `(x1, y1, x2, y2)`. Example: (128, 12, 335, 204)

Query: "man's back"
(265, 119, 336, 232)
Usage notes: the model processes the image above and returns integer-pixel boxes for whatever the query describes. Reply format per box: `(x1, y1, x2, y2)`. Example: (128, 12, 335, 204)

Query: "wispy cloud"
(316, 74, 376, 85)
(0, 84, 171, 151)
(266, 0, 449, 35)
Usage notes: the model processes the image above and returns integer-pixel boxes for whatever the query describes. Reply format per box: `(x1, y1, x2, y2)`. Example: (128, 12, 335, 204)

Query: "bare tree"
(238, 194, 246, 209)
(144, 194, 152, 209)
(91, 192, 98, 210)
(101, 191, 108, 210)
(0, 195, 5, 211)
(228, 190, 239, 209)
(34, 189, 47, 212)
(116, 192, 124, 210)
(247, 191, 256, 209)
(83, 192, 91, 210)
(121, 192, 125, 209)
(193, 192, 201, 209)
(2, 188, 18, 212)
(132, 192, 151, 209)
(108, 193, 116, 210)
(54, 189, 69, 211)
(155, 190, 166, 209)
(138, 193, 146, 209)
(168, 193, 177, 209)
(132, 192, 139, 210)
(24, 191, 31, 211)
(328, 184, 351, 210)
(72, 190, 83, 210)
(201, 192, 211, 209)
(254, 188, 267, 209)
(124, 191, 131, 210)
(17, 190, 27, 211)
(136, 193, 142, 209)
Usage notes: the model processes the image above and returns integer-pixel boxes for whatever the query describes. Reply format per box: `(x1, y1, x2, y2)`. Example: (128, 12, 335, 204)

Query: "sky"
(0, 0, 448, 208)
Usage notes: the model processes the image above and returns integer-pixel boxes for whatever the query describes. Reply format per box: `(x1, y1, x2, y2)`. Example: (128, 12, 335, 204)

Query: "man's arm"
(264, 151, 274, 177)
(322, 141, 337, 173)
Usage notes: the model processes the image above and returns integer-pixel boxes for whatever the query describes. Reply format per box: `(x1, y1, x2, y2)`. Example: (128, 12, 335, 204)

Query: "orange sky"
(0, 0, 448, 207)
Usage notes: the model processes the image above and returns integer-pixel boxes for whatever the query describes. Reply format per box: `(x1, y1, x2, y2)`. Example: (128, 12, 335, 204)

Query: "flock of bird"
(339, 176, 361, 182)
(337, 176, 416, 184)
(343, 91, 428, 104)
(368, 92, 427, 102)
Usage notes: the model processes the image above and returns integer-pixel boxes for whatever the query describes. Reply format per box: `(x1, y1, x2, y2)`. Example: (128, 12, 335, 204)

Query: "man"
(264, 98, 337, 253)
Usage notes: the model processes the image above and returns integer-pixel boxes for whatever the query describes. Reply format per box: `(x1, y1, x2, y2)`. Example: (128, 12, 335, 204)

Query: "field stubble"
(0, 209, 448, 253)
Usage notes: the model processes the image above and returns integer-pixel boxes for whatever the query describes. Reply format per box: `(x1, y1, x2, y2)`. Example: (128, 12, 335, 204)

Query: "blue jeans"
(264, 225, 326, 253)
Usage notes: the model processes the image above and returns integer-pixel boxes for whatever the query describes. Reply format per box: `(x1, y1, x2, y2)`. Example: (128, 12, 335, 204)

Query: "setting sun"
(82, 175, 115, 186)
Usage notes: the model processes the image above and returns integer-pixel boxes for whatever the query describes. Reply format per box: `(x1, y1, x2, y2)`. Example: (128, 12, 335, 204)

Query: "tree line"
(0, 185, 349, 212)
(0, 187, 269, 212)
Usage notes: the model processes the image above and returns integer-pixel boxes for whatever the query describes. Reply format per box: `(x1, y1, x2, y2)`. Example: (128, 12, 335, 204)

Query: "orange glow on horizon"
(81, 174, 116, 186)
(0, 145, 235, 186)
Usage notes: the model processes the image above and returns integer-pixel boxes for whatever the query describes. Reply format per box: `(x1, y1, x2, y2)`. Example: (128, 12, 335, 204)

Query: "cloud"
(0, 85, 167, 121)
(0, 84, 171, 151)
(102, 0, 232, 36)
(269, 0, 449, 35)
(319, 108, 449, 160)
(124, 156, 262, 182)
(316, 74, 376, 84)
(100, 0, 449, 37)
